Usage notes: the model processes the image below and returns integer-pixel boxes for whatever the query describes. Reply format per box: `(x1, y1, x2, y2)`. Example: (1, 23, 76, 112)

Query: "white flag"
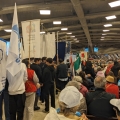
(6, 3, 21, 76)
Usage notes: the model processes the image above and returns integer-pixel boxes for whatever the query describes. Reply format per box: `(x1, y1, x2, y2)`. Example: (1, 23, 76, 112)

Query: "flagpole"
(29, 21, 31, 62)
(57, 31, 59, 65)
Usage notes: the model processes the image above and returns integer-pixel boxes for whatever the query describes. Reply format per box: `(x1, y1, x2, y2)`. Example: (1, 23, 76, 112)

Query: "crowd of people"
(1, 57, 120, 120)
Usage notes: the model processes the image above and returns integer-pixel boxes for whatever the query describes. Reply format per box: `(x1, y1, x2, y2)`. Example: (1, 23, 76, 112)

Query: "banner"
(21, 19, 40, 58)
(6, 3, 21, 77)
(0, 41, 6, 92)
(80, 51, 87, 61)
(45, 32, 55, 58)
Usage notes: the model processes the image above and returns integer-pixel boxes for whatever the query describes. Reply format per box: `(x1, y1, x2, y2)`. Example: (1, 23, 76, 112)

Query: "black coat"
(56, 63, 68, 78)
(42, 65, 55, 86)
(39, 62, 47, 75)
(30, 63, 42, 83)
(86, 88, 116, 118)
(111, 64, 120, 77)
(85, 67, 96, 79)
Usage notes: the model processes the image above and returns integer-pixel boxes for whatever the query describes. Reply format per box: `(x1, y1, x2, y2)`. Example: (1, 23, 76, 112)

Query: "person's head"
(114, 61, 119, 66)
(59, 58, 64, 64)
(66, 81, 81, 90)
(94, 76, 106, 89)
(22, 60, 30, 68)
(42, 57, 47, 63)
(106, 76, 115, 83)
(72, 76, 83, 84)
(58, 86, 83, 116)
(96, 71, 105, 78)
(86, 61, 92, 68)
(30, 57, 34, 63)
(46, 58, 53, 66)
(97, 67, 102, 72)
(79, 71, 86, 80)
(107, 71, 114, 77)
(34, 58, 41, 64)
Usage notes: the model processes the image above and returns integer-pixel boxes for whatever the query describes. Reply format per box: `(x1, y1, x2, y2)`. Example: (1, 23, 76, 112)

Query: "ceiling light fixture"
(40, 31, 45, 34)
(102, 34, 107, 35)
(40, 10, 51, 15)
(53, 21, 61, 25)
(71, 36, 75, 37)
(101, 37, 104, 38)
(103, 30, 110, 32)
(104, 24, 112, 27)
(67, 33, 72, 35)
(61, 28, 68, 31)
(75, 40, 79, 43)
(105, 15, 116, 20)
(0, 19, 3, 22)
(101, 39, 104, 40)
(74, 38, 77, 40)
(4, 29, 12, 32)
(109, 1, 120, 8)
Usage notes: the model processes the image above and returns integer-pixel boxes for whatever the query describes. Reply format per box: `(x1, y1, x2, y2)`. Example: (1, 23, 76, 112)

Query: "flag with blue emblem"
(6, 3, 21, 76)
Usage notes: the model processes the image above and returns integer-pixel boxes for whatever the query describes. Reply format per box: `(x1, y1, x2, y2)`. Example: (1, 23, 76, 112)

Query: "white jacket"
(7, 63, 27, 95)
(44, 108, 75, 120)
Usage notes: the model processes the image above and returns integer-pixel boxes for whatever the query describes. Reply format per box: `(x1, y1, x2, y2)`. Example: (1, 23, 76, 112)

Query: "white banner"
(21, 19, 40, 59)
(0, 41, 6, 92)
(80, 51, 87, 61)
(45, 32, 55, 58)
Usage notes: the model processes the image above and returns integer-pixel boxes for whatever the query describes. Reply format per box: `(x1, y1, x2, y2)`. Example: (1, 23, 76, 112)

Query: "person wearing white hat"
(44, 86, 88, 120)
(110, 99, 120, 120)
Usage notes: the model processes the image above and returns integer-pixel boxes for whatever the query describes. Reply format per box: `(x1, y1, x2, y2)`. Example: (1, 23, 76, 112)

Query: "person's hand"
(36, 83, 41, 89)
(87, 74, 91, 77)
(79, 113, 88, 120)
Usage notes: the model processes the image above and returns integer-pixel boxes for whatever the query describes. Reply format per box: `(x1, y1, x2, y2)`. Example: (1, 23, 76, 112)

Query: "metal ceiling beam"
(85, 10, 120, 19)
(46, 24, 81, 31)
(0, 1, 71, 15)
(71, 0, 93, 53)
(89, 28, 120, 32)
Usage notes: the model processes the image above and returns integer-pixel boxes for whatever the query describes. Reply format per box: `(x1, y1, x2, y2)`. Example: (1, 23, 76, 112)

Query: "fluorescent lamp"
(53, 21, 61, 25)
(67, 33, 72, 34)
(61, 28, 68, 31)
(101, 39, 104, 41)
(71, 36, 75, 37)
(104, 24, 112, 27)
(74, 38, 77, 40)
(0, 19, 3, 22)
(106, 15, 116, 20)
(102, 34, 107, 35)
(40, 31, 45, 34)
(4, 29, 12, 32)
(109, 1, 120, 8)
(101, 37, 104, 38)
(76, 40, 79, 43)
(103, 30, 110, 32)
(40, 10, 51, 15)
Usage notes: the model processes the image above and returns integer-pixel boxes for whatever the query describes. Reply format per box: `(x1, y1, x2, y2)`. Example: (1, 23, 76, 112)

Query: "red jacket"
(25, 68, 37, 93)
(105, 83, 119, 98)
(79, 85, 88, 97)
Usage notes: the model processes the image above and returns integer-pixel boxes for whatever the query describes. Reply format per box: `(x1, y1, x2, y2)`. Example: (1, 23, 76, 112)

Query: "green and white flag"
(74, 53, 81, 74)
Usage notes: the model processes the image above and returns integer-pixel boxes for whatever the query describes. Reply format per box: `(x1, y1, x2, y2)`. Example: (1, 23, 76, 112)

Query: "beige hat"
(106, 76, 114, 83)
(73, 76, 83, 83)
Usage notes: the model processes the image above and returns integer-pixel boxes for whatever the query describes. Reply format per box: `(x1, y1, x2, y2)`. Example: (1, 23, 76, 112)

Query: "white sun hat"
(59, 86, 83, 108)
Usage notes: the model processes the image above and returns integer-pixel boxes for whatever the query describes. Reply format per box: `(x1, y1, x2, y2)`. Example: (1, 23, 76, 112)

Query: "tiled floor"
(2, 95, 59, 120)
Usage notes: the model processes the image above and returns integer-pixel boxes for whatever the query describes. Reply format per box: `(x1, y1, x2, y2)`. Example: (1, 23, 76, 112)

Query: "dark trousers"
(43, 84, 55, 111)
(0, 90, 10, 120)
(9, 93, 26, 120)
(40, 87, 44, 103)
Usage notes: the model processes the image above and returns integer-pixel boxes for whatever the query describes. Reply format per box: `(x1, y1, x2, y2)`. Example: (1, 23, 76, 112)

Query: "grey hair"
(72, 76, 83, 83)
(66, 81, 81, 90)
(94, 76, 106, 88)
